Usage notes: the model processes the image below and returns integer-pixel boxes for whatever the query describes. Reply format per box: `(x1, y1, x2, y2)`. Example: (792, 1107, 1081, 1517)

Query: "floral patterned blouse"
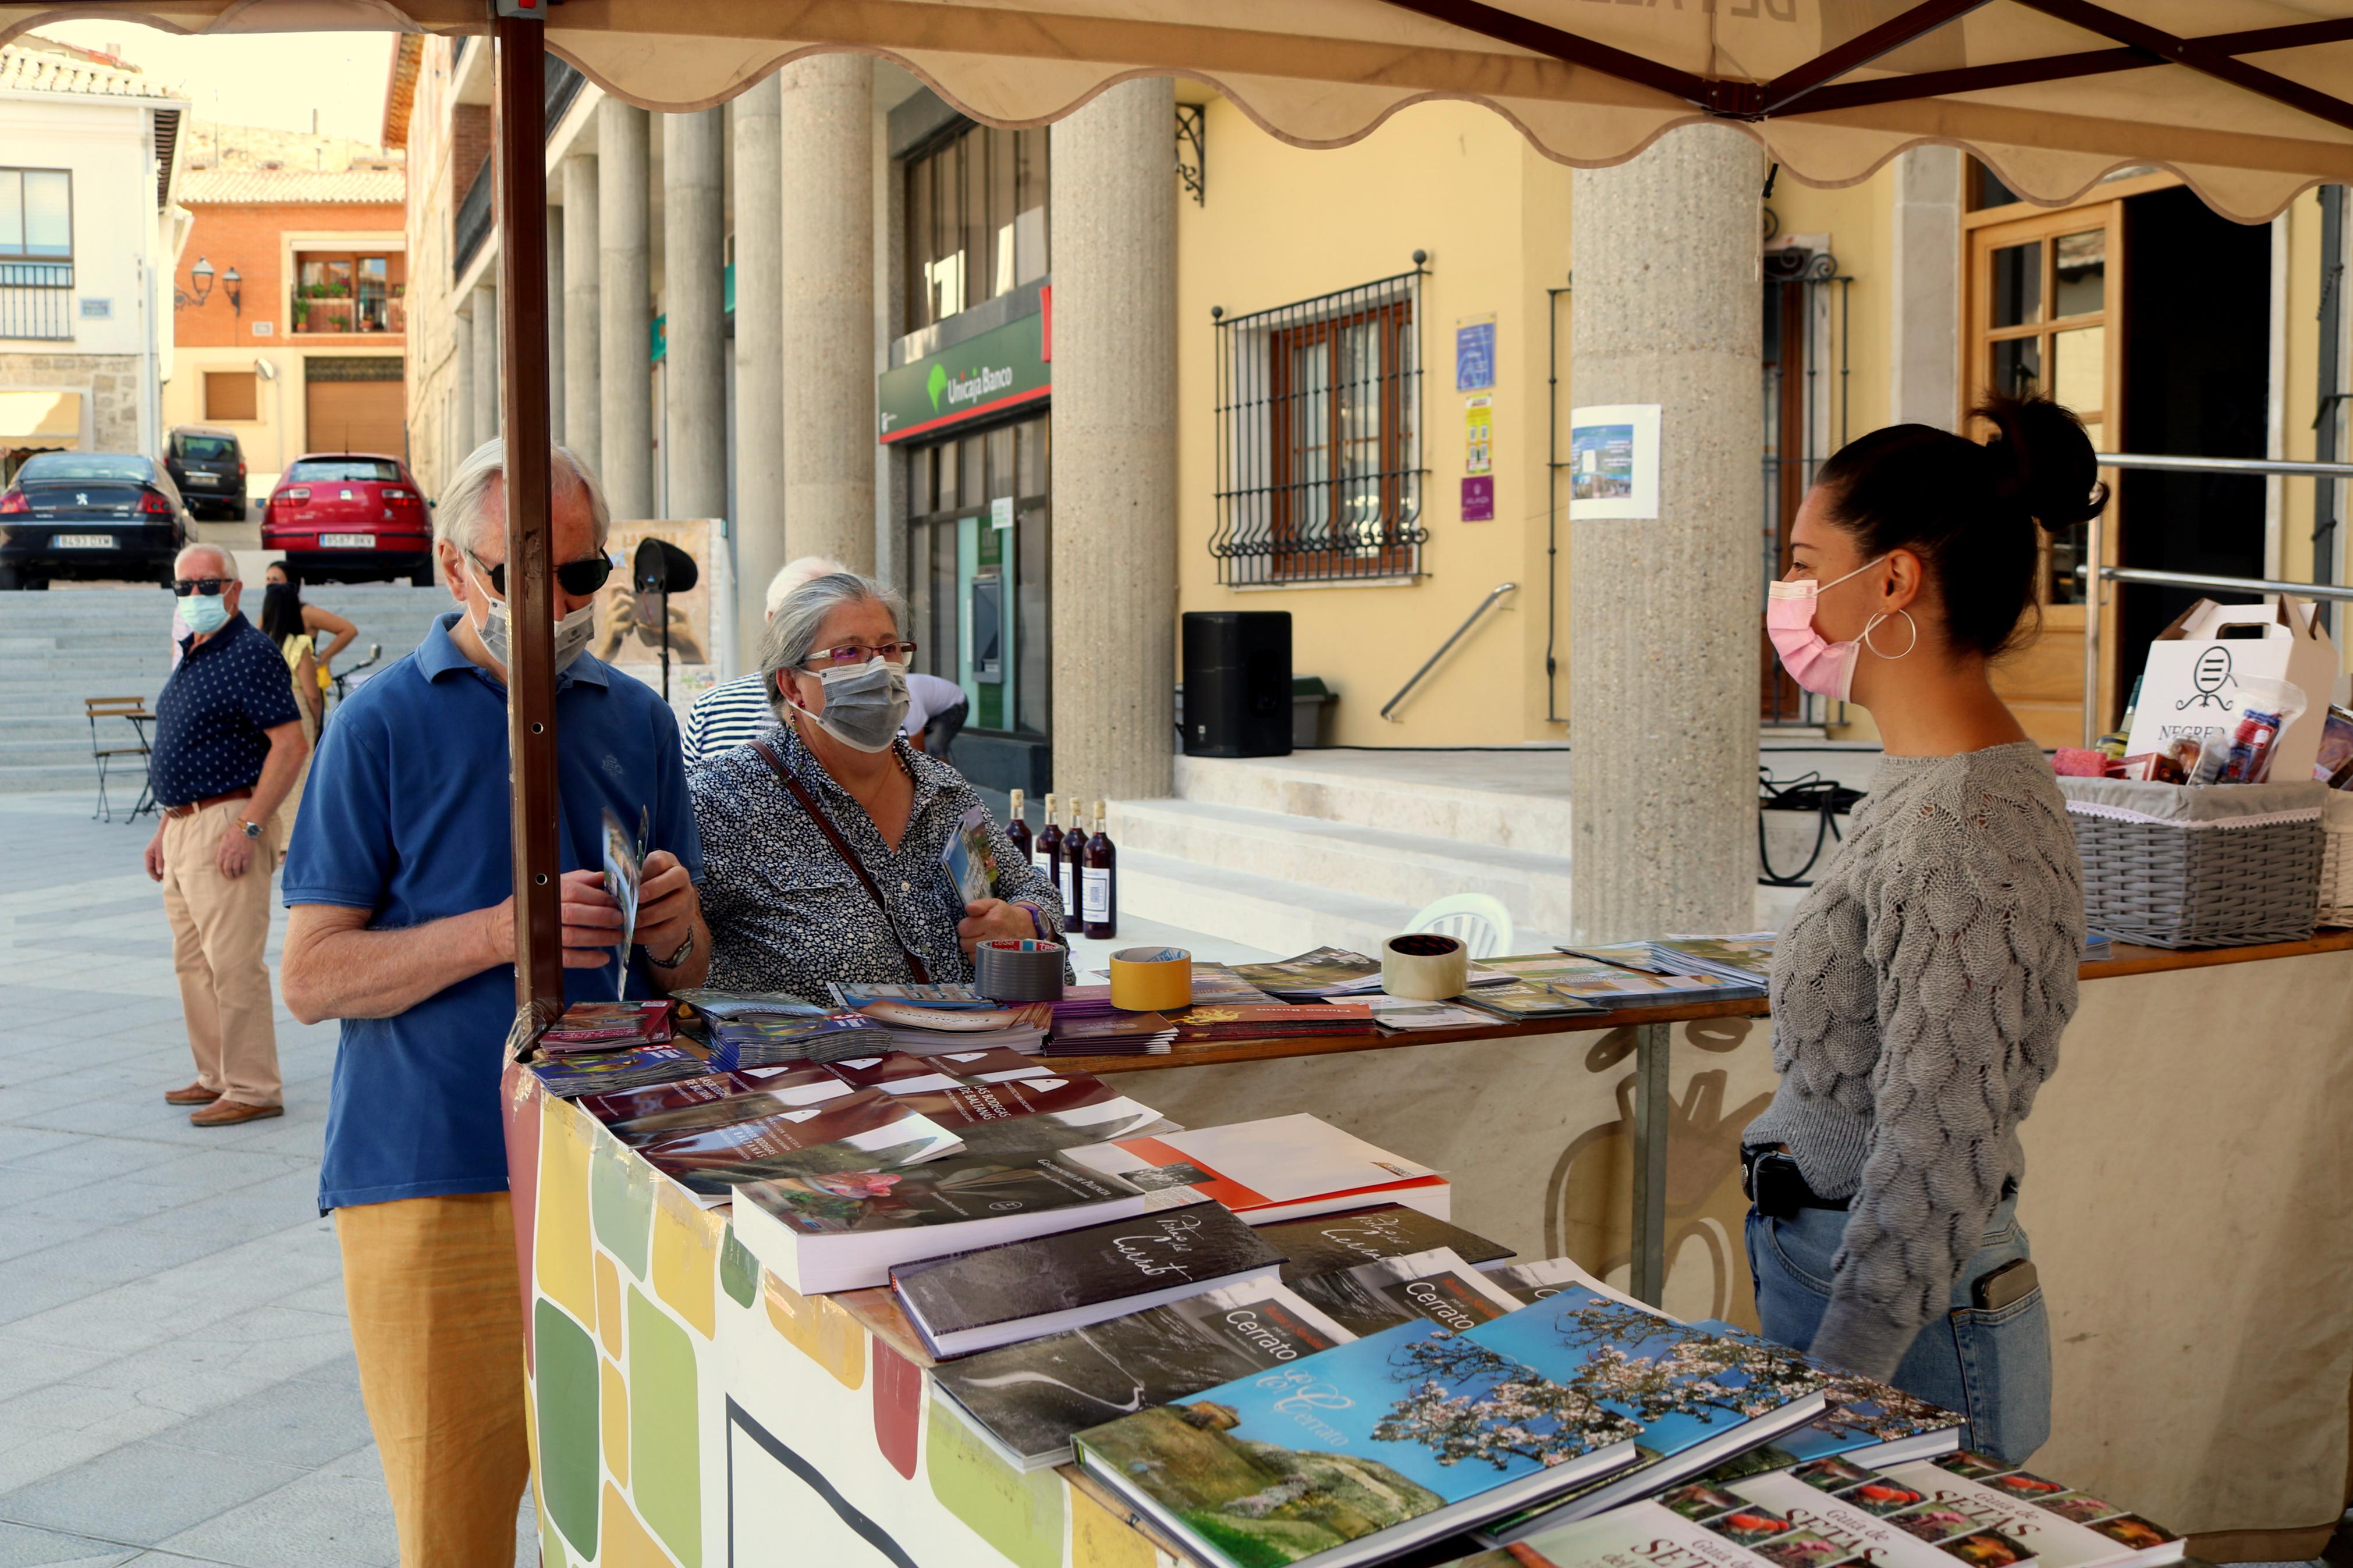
(688, 721, 1067, 1004)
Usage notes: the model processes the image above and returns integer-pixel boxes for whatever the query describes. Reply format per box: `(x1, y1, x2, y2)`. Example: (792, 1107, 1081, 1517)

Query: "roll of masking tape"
(1382, 932, 1469, 1001)
(974, 938, 1066, 1002)
(1109, 945, 1193, 1012)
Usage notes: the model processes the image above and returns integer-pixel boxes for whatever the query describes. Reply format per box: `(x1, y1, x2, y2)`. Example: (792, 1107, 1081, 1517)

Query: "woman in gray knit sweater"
(1744, 392, 2102, 1464)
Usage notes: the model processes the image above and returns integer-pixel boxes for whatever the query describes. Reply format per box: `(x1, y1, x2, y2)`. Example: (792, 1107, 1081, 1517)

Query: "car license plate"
(185, 472, 217, 484)
(321, 534, 376, 549)
(339, 489, 356, 500)
(55, 534, 115, 549)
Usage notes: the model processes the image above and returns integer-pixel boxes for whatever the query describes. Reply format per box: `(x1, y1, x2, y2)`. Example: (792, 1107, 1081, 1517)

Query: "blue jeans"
(1744, 1194, 2052, 1465)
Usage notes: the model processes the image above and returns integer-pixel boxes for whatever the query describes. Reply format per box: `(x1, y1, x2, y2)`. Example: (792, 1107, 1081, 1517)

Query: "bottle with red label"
(1083, 799, 1118, 939)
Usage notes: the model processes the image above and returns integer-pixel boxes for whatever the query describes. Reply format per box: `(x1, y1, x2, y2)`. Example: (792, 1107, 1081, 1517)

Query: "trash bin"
(1293, 677, 1335, 749)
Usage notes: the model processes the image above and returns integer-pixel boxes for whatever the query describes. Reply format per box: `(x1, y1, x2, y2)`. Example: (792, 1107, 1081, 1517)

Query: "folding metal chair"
(86, 696, 157, 823)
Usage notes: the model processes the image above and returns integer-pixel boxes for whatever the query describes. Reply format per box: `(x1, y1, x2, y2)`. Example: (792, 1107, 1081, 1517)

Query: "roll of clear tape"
(1382, 932, 1468, 1001)
(1109, 945, 1193, 1012)
(974, 938, 1066, 1002)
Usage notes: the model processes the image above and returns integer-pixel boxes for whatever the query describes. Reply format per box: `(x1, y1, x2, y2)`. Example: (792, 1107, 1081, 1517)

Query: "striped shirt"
(680, 672, 773, 764)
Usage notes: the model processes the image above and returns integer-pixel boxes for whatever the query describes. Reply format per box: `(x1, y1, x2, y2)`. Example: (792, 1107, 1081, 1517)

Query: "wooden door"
(1963, 200, 2125, 746)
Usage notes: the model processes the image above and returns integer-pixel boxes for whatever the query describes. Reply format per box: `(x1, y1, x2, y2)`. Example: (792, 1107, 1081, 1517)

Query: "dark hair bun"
(1975, 392, 2107, 534)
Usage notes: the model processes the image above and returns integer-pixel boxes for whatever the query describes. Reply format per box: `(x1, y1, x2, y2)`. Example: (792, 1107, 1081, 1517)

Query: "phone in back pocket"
(1972, 1258, 2038, 1311)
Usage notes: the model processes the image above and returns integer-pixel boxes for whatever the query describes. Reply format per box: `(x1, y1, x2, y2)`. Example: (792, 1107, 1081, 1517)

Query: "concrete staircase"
(1106, 752, 1579, 955)
(0, 585, 455, 794)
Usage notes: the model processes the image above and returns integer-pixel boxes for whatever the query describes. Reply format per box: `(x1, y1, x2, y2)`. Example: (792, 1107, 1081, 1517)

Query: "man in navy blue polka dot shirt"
(143, 543, 309, 1128)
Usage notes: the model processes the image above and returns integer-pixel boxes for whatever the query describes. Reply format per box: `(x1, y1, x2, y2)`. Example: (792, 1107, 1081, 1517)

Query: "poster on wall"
(1465, 395, 1493, 475)
(1462, 475, 1495, 522)
(1567, 404, 1662, 521)
(1455, 314, 1497, 392)
(591, 517, 732, 723)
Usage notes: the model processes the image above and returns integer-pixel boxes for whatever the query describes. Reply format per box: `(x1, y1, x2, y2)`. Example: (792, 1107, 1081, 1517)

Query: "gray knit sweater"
(1745, 741, 2084, 1379)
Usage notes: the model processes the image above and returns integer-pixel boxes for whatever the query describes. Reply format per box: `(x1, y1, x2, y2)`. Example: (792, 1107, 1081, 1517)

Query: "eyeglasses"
(466, 550, 616, 598)
(172, 577, 230, 597)
(803, 641, 918, 670)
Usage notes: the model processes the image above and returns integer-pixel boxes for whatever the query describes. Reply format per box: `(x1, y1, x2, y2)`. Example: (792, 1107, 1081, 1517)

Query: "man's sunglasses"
(466, 550, 616, 598)
(172, 577, 230, 597)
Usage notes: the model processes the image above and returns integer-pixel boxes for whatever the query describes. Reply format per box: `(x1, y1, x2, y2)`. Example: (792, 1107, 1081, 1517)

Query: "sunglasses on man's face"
(466, 551, 616, 598)
(172, 577, 230, 597)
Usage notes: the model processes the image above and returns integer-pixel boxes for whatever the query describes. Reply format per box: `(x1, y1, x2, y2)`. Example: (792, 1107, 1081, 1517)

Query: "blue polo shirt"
(151, 611, 301, 807)
(284, 612, 703, 1211)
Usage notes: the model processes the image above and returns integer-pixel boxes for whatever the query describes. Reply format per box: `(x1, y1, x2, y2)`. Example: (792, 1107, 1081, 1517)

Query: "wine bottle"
(1083, 799, 1117, 938)
(1005, 788, 1032, 866)
(1034, 794, 1063, 887)
(1057, 788, 1081, 918)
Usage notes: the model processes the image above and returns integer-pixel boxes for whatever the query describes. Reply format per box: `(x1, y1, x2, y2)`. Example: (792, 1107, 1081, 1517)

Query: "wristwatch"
(651, 929, 696, 970)
(238, 818, 263, 840)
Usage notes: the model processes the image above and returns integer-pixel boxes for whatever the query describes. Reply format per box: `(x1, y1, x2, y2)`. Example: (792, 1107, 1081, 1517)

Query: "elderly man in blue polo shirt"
(279, 439, 707, 1567)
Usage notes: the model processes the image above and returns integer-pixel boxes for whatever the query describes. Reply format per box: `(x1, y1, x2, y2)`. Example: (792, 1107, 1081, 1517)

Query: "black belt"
(1743, 1145, 2017, 1220)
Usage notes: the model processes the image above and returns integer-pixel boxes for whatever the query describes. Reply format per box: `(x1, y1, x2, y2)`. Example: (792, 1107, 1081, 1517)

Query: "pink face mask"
(1765, 557, 1904, 702)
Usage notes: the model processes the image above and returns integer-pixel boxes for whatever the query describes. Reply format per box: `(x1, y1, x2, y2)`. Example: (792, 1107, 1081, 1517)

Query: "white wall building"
(0, 36, 189, 477)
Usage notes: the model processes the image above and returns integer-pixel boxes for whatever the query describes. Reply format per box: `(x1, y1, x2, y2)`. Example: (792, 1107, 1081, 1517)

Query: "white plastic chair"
(1405, 893, 1514, 959)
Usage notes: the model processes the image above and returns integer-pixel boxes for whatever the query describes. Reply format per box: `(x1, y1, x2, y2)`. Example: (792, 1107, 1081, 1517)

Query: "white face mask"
(469, 563, 595, 676)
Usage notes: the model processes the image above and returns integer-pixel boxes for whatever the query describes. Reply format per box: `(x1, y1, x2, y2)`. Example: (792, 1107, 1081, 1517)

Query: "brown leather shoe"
(189, 1098, 283, 1127)
(164, 1082, 222, 1105)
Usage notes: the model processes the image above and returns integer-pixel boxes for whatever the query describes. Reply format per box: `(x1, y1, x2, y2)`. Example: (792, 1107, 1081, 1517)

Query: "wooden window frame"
(1265, 301, 1418, 581)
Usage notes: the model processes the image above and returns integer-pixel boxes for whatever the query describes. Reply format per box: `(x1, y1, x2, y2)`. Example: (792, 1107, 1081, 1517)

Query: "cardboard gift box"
(2124, 597, 2338, 783)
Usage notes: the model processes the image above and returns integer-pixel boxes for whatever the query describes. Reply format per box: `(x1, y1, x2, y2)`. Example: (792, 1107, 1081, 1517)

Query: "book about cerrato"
(727, 1149, 1193, 1296)
(890, 1190, 1286, 1358)
(1289, 1247, 1525, 1338)
(1063, 1114, 1449, 1224)
(1255, 1204, 1514, 1283)
(932, 1278, 1355, 1473)
(1073, 1315, 1642, 1568)
(1476, 1286, 1829, 1541)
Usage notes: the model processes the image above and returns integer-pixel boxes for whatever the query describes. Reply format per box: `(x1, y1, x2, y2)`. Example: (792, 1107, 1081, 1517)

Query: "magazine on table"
(634, 1087, 964, 1199)
(602, 1072, 858, 1148)
(532, 1044, 712, 1098)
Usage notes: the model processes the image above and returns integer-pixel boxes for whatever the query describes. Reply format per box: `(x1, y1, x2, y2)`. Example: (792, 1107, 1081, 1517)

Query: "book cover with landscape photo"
(635, 1087, 962, 1195)
(1076, 1318, 1642, 1568)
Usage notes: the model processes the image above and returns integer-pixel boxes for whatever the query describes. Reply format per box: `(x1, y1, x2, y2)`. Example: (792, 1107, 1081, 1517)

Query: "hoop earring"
(1861, 610, 1919, 660)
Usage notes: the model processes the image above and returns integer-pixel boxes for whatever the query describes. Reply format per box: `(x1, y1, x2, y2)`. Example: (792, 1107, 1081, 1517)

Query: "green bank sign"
(878, 307, 1048, 445)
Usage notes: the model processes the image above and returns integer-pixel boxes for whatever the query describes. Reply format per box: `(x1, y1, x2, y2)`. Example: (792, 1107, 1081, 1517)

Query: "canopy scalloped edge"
(1, 3, 2342, 224)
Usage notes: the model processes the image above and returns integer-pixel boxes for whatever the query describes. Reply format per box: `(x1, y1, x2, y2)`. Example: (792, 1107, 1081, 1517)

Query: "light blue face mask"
(179, 592, 230, 636)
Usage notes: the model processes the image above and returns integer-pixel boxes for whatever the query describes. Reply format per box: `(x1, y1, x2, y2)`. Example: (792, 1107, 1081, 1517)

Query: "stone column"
(562, 153, 601, 472)
(1050, 77, 1178, 803)
(598, 99, 654, 520)
(663, 106, 728, 522)
(1889, 146, 1964, 432)
(469, 279, 499, 450)
(451, 304, 474, 468)
(732, 74, 785, 667)
(779, 54, 875, 571)
(1567, 125, 1763, 942)
(546, 203, 566, 445)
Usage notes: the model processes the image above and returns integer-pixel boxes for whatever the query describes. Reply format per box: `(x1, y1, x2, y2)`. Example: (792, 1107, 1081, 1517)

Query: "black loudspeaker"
(1182, 611, 1293, 758)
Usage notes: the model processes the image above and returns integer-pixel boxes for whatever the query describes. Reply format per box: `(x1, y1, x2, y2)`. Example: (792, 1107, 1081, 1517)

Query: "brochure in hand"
(941, 803, 1000, 907)
(601, 806, 645, 999)
(889, 1189, 1286, 1358)
(1073, 1315, 1643, 1568)
(932, 1275, 1355, 1472)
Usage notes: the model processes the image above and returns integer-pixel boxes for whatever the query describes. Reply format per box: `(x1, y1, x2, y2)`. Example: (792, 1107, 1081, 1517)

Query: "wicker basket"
(2322, 791, 2353, 929)
(2057, 776, 2327, 949)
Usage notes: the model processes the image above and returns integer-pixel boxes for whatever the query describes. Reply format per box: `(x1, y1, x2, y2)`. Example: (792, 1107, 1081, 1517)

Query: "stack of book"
(1166, 1001, 1379, 1044)
(672, 991, 886, 1066)
(1047, 986, 1179, 1056)
(827, 982, 1055, 1054)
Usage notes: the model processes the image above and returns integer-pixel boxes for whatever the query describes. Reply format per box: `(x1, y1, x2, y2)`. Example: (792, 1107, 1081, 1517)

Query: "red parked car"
(262, 453, 434, 586)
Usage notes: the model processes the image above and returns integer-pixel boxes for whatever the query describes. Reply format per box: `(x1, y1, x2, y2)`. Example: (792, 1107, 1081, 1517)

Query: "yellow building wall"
(1175, 97, 1571, 747)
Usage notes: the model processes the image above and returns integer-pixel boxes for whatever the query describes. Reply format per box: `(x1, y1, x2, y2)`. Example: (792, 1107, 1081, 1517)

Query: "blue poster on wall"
(1456, 315, 1497, 392)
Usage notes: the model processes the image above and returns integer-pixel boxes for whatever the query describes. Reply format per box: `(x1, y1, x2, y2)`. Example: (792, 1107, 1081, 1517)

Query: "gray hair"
(434, 437, 611, 556)
(174, 542, 237, 581)
(758, 571, 908, 716)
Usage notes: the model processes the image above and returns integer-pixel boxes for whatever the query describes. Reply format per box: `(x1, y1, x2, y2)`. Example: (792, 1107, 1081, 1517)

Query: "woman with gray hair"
(687, 571, 1066, 1002)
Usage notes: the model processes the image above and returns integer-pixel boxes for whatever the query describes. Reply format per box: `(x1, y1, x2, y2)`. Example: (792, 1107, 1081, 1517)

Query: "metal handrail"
(2079, 451, 2350, 746)
(1380, 582, 1516, 721)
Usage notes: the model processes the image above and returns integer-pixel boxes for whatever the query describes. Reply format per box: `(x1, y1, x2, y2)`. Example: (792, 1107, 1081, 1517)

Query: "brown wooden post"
(492, 6, 564, 1048)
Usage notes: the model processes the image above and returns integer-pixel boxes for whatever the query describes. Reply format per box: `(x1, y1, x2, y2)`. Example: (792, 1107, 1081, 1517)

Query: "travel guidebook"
(1254, 1204, 1516, 1284)
(1289, 1246, 1525, 1338)
(1710, 1462, 2042, 1568)
(602, 1072, 857, 1149)
(1073, 1315, 1643, 1568)
(889, 1190, 1286, 1357)
(728, 1150, 1184, 1295)
(931, 1277, 1357, 1473)
(1474, 1286, 1830, 1540)
(1064, 1114, 1451, 1224)
(1874, 1453, 2183, 1568)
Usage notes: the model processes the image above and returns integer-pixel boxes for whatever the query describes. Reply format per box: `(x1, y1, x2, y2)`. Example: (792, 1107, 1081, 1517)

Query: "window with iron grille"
(1212, 269, 1425, 585)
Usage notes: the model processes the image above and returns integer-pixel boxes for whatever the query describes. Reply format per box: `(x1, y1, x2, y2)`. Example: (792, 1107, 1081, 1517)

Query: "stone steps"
(1172, 751, 1575, 857)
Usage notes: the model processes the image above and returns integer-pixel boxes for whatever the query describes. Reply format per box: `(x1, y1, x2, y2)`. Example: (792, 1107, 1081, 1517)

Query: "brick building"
(161, 119, 406, 497)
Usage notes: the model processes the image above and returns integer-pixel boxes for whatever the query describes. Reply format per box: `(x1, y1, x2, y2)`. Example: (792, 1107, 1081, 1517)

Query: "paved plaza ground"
(0, 792, 530, 1567)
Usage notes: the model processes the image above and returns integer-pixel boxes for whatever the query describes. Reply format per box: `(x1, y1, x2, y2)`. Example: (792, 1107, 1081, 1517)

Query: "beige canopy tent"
(5, 0, 2346, 998)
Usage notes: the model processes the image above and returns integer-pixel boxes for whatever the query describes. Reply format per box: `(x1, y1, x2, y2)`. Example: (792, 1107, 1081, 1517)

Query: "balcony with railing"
(453, 56, 584, 280)
(0, 262, 74, 341)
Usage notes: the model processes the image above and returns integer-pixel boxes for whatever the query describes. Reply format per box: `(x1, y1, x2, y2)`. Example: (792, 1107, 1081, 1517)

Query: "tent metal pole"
(492, 4, 565, 1050)
(1630, 1022, 1670, 1307)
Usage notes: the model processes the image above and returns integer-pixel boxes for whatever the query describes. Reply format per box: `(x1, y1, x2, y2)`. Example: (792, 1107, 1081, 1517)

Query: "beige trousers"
(159, 802, 282, 1107)
(336, 1192, 532, 1568)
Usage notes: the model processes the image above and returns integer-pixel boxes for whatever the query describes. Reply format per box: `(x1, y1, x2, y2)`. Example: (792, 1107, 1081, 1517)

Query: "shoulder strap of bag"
(748, 738, 932, 984)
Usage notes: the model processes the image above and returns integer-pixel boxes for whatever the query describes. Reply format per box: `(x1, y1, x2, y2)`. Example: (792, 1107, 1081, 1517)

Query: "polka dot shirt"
(150, 611, 301, 808)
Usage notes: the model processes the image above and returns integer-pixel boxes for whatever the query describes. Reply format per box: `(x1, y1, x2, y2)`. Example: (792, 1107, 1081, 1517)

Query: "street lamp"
(189, 256, 213, 305)
(222, 267, 242, 317)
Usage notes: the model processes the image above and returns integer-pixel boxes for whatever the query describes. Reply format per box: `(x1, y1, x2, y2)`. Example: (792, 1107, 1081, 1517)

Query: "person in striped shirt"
(681, 556, 847, 763)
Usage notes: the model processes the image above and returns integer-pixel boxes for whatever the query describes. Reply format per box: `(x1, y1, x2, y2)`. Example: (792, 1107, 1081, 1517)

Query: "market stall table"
(504, 931, 2353, 1568)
